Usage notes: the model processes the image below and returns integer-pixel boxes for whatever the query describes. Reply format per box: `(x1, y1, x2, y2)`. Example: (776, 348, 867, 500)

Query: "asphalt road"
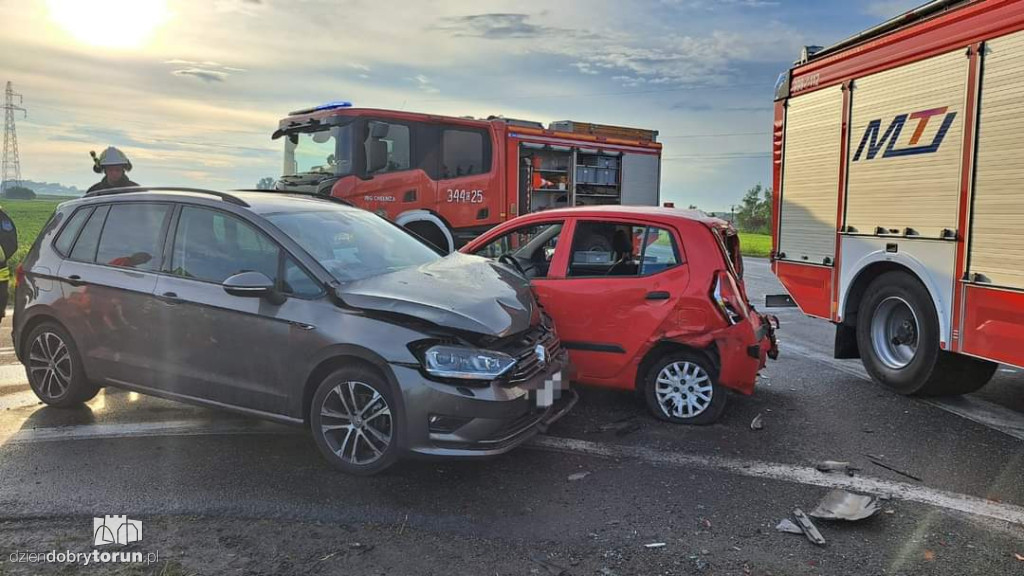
(1, 259, 1023, 575)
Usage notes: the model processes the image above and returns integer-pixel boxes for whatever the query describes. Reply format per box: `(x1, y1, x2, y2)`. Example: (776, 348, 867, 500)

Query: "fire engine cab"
(773, 0, 1024, 396)
(273, 103, 662, 252)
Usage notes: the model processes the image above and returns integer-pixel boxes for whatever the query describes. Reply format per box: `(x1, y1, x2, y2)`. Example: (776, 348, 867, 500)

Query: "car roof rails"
(232, 189, 354, 206)
(84, 186, 250, 207)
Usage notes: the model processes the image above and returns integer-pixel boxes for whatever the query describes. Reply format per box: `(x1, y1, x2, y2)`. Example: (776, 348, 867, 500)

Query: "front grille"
(502, 324, 562, 385)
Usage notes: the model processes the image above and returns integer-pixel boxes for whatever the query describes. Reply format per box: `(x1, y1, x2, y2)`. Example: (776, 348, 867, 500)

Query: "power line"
(2, 81, 27, 195)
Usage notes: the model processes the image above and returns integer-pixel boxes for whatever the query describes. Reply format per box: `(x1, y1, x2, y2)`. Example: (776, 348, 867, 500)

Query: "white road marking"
(3, 416, 1023, 527)
(529, 436, 1024, 528)
(3, 419, 296, 445)
(780, 341, 1024, 442)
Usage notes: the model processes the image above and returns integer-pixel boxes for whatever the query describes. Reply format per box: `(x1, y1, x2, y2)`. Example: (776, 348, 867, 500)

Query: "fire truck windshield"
(282, 124, 354, 179)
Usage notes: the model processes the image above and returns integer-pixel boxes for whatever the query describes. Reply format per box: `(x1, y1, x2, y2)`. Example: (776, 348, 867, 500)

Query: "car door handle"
(645, 291, 670, 300)
(157, 291, 182, 305)
(64, 274, 86, 287)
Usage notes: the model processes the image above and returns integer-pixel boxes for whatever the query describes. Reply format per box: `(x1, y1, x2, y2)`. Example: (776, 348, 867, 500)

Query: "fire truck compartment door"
(968, 30, 1024, 289)
(620, 153, 660, 207)
(845, 49, 968, 238)
(778, 85, 842, 264)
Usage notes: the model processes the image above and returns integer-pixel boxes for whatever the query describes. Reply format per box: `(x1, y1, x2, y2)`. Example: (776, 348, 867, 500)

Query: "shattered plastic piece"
(644, 543, 666, 548)
(567, 472, 590, 481)
(809, 489, 879, 521)
(792, 508, 826, 545)
(750, 413, 764, 431)
(815, 461, 859, 476)
(775, 519, 803, 534)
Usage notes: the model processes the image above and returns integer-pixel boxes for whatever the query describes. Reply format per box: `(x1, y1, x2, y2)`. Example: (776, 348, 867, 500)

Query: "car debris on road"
(867, 456, 923, 482)
(815, 460, 860, 476)
(809, 489, 880, 521)
(775, 519, 804, 534)
(791, 508, 826, 546)
(750, 413, 764, 431)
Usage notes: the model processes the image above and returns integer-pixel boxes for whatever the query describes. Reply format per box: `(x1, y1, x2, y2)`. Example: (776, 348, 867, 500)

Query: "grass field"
(739, 232, 771, 258)
(4, 197, 66, 299)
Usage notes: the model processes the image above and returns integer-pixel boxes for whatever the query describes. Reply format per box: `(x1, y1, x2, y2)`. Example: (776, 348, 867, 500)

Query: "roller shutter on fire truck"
(969, 30, 1024, 290)
(777, 85, 842, 264)
(845, 49, 968, 237)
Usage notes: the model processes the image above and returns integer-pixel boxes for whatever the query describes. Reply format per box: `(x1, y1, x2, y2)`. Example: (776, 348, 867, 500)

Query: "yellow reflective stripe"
(0, 267, 11, 281)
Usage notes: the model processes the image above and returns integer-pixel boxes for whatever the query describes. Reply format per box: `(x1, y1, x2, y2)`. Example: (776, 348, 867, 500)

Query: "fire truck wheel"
(857, 271, 944, 395)
(643, 351, 727, 425)
(405, 221, 451, 254)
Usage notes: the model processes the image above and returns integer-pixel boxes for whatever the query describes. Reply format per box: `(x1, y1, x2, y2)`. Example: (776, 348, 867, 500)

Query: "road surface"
(1, 259, 1022, 575)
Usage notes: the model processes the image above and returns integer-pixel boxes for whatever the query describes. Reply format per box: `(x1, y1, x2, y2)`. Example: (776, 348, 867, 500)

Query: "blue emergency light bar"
(288, 101, 353, 116)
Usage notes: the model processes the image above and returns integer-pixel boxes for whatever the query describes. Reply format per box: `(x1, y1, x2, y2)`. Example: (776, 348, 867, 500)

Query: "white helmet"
(93, 146, 132, 174)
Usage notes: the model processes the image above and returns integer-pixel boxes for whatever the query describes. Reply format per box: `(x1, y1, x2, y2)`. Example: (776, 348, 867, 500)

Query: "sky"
(0, 0, 923, 211)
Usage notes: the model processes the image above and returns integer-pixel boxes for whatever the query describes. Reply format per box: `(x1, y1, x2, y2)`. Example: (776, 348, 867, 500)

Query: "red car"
(461, 206, 777, 424)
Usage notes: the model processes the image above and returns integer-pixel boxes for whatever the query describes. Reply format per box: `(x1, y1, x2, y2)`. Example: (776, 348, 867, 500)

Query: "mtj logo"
(853, 107, 957, 161)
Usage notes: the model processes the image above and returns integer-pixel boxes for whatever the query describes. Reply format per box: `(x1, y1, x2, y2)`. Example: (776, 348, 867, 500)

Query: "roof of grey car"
(65, 188, 356, 216)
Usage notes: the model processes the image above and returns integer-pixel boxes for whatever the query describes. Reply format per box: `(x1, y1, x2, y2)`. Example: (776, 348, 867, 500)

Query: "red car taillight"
(14, 264, 24, 287)
(711, 270, 748, 325)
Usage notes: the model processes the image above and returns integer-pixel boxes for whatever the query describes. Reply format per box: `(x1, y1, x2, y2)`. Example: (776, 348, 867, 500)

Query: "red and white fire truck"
(273, 104, 661, 252)
(772, 0, 1024, 396)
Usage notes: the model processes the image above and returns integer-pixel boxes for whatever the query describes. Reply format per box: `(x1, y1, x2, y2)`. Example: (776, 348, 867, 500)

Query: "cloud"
(410, 74, 440, 94)
(436, 13, 567, 39)
(165, 60, 245, 82)
(171, 68, 229, 82)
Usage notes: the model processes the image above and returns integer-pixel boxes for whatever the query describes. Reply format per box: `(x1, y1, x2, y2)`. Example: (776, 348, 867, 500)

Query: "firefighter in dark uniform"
(87, 147, 138, 193)
(0, 207, 17, 318)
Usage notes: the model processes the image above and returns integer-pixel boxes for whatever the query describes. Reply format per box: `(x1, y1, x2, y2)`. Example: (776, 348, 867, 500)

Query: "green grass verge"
(739, 232, 771, 258)
(3, 197, 68, 300)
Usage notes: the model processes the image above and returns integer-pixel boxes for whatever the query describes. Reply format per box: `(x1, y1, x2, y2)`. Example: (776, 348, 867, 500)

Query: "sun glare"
(47, 0, 169, 50)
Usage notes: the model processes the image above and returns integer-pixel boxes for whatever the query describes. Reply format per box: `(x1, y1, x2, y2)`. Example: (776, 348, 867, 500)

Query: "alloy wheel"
(654, 361, 713, 419)
(28, 331, 72, 400)
(319, 381, 393, 465)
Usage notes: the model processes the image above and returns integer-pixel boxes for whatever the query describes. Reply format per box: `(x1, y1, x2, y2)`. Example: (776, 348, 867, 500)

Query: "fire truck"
(772, 0, 1024, 396)
(272, 104, 662, 252)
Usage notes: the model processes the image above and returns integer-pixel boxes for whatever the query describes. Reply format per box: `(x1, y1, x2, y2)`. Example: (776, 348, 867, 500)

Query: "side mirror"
(223, 271, 278, 300)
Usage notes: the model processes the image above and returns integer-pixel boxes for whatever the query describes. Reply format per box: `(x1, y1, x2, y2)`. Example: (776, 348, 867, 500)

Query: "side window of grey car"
(95, 203, 172, 271)
(53, 207, 94, 256)
(68, 205, 109, 263)
(170, 206, 320, 297)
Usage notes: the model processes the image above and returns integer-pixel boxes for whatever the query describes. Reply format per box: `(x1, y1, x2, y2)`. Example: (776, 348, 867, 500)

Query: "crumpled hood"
(337, 253, 538, 338)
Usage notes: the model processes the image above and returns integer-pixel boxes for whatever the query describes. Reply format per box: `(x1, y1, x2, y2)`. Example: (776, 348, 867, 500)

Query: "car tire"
(643, 351, 727, 425)
(24, 322, 99, 408)
(580, 233, 612, 253)
(310, 365, 400, 476)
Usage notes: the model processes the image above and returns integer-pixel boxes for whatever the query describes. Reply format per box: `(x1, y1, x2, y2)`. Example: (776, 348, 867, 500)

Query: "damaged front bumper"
(394, 352, 577, 459)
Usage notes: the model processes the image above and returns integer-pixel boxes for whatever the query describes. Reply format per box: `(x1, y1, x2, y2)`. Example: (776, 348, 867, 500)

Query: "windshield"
(267, 207, 440, 282)
(282, 123, 354, 178)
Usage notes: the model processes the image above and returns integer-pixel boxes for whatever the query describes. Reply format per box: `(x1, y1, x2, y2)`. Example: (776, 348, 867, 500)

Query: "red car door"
(539, 217, 689, 389)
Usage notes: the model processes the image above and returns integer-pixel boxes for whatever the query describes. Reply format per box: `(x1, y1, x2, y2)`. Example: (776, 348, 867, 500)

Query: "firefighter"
(87, 147, 138, 193)
(0, 206, 17, 318)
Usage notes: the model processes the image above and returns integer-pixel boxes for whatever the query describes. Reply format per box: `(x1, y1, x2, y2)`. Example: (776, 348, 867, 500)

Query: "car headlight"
(422, 345, 516, 380)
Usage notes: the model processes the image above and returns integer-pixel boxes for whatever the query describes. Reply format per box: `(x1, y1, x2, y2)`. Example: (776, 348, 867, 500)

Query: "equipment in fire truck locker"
(525, 147, 571, 212)
(576, 151, 620, 203)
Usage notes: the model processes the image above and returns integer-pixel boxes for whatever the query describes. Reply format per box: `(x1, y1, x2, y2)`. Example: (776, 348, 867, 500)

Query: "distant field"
(739, 232, 771, 258)
(3, 197, 67, 299)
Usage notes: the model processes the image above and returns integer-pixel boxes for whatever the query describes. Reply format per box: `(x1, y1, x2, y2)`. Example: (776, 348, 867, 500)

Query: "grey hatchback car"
(13, 188, 572, 475)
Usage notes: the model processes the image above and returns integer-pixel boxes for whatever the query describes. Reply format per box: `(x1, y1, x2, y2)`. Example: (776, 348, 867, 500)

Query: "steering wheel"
(499, 254, 531, 277)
